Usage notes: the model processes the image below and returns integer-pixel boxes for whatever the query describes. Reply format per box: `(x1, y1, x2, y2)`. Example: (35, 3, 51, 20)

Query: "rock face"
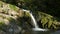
(0, 1, 60, 34)
(0, 1, 25, 34)
(0, 1, 32, 34)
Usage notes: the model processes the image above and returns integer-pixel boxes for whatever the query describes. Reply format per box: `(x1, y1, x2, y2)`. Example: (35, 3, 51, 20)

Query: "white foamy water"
(29, 12, 38, 28)
(22, 9, 48, 31)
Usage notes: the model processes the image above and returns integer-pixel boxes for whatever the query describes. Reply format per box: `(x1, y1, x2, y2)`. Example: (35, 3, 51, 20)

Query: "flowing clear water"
(29, 12, 48, 31)
(22, 9, 60, 34)
(22, 9, 48, 31)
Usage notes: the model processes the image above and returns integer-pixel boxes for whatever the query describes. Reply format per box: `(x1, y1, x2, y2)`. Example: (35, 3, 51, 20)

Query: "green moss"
(0, 21, 7, 31)
(0, 1, 3, 7)
(9, 4, 19, 11)
(0, 21, 4, 26)
(25, 12, 30, 17)
(6, 17, 13, 20)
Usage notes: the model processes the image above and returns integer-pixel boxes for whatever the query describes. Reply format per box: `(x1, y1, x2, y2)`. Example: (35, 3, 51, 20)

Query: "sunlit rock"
(0, 1, 60, 34)
(4, 19, 9, 25)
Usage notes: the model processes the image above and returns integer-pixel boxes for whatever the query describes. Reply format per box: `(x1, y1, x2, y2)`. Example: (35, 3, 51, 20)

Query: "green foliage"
(0, 0, 60, 31)
(41, 17, 48, 28)
(48, 19, 53, 28)
(9, 4, 19, 11)
(1, 0, 60, 17)
(37, 11, 60, 29)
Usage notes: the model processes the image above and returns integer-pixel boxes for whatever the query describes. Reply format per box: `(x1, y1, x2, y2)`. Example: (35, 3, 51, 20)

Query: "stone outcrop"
(0, 1, 60, 34)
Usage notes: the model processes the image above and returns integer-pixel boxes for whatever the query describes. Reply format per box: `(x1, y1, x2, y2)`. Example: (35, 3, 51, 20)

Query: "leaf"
(48, 19, 53, 28)
(53, 20, 60, 25)
(52, 24, 57, 29)
(41, 17, 48, 28)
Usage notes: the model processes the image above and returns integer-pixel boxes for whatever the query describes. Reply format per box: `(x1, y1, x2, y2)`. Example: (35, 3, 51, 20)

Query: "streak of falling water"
(29, 12, 38, 28)
(22, 9, 48, 31)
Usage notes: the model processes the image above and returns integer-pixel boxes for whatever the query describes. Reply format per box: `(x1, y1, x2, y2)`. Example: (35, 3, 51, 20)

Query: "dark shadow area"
(0, 0, 60, 18)
(37, 20, 43, 28)
(0, 24, 7, 32)
(17, 16, 34, 29)
(0, 0, 17, 6)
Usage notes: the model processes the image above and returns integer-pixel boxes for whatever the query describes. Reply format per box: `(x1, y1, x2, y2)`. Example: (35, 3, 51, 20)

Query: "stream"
(22, 9, 60, 34)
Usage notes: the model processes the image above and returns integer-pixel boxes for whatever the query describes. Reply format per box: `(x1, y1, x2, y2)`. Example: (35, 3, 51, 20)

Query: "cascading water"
(29, 12, 38, 28)
(22, 9, 48, 31)
(29, 12, 48, 31)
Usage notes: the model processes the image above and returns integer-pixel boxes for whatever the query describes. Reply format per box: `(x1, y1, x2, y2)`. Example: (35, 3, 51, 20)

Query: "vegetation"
(0, 0, 60, 34)
(37, 12, 60, 29)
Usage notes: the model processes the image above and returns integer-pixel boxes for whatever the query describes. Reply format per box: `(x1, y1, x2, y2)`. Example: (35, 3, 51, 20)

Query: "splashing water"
(22, 9, 48, 31)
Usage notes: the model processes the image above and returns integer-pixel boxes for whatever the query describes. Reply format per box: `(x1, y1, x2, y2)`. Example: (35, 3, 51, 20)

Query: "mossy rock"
(0, 0, 60, 32)
(0, 1, 31, 33)
(9, 4, 19, 11)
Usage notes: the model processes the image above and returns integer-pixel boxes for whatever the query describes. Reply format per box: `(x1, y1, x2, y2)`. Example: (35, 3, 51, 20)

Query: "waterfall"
(29, 12, 38, 28)
(22, 9, 48, 31)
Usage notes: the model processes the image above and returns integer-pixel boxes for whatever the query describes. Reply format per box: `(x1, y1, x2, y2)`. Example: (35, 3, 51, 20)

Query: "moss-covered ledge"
(0, 1, 32, 34)
(0, 1, 60, 34)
